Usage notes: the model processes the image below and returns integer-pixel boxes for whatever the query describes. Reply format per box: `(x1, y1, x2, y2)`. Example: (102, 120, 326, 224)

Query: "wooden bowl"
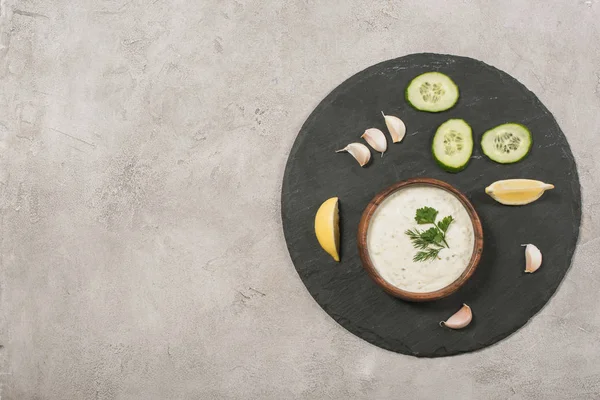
(357, 178, 484, 302)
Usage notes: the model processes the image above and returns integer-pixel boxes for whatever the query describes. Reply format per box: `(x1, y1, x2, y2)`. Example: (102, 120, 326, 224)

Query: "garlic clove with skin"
(522, 244, 542, 273)
(335, 143, 371, 167)
(440, 304, 472, 329)
(381, 112, 406, 143)
(361, 128, 387, 157)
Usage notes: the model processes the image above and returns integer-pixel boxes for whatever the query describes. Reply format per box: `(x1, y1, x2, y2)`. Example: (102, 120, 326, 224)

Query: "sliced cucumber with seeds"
(481, 123, 532, 164)
(432, 119, 473, 173)
(406, 72, 459, 112)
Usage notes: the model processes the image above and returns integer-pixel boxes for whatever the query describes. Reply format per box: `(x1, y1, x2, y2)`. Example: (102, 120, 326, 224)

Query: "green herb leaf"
(413, 248, 441, 262)
(405, 229, 430, 250)
(404, 228, 421, 240)
(420, 227, 444, 246)
(438, 216, 454, 233)
(415, 206, 438, 224)
(405, 207, 454, 262)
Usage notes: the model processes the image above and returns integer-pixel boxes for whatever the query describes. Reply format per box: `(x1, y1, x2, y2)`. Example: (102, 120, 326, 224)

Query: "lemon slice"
(314, 197, 340, 261)
(485, 179, 554, 206)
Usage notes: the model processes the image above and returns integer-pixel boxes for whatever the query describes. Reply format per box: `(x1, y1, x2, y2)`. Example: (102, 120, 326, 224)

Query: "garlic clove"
(361, 128, 387, 157)
(440, 304, 472, 329)
(381, 111, 406, 143)
(522, 244, 542, 273)
(335, 143, 371, 167)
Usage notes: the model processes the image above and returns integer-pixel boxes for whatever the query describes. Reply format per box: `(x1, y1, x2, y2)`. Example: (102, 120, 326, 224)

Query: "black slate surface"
(281, 53, 581, 357)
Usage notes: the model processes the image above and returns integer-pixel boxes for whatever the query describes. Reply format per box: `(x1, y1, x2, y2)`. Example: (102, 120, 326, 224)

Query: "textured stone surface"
(282, 53, 581, 357)
(0, 0, 599, 398)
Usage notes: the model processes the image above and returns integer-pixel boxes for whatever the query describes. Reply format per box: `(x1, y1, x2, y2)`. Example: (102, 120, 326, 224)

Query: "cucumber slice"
(406, 72, 459, 112)
(481, 123, 532, 164)
(432, 119, 473, 173)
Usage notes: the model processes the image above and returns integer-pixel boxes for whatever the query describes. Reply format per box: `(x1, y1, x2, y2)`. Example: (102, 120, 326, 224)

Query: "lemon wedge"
(314, 197, 340, 261)
(485, 179, 554, 206)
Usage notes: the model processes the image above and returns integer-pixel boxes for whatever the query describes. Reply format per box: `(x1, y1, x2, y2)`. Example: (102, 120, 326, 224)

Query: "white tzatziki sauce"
(367, 185, 475, 293)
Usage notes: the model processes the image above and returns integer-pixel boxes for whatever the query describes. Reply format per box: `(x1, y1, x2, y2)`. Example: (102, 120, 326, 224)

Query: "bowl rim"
(357, 178, 484, 302)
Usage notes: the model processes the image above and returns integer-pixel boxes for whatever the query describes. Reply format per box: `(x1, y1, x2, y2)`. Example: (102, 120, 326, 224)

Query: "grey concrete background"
(0, 0, 599, 399)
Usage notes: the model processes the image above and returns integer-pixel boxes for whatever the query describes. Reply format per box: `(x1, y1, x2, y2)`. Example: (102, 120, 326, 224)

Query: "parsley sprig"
(405, 207, 454, 262)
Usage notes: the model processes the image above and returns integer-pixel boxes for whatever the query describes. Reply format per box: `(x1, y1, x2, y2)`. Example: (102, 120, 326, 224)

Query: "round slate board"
(281, 53, 581, 357)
